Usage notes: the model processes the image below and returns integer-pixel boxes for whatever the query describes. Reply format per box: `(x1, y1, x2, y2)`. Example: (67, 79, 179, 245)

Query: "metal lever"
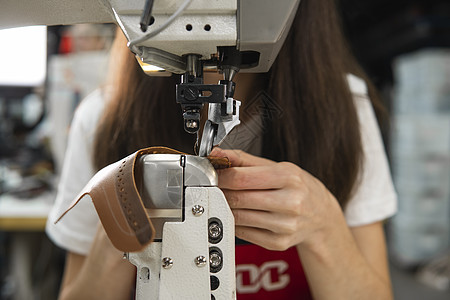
(198, 98, 241, 157)
(140, 0, 154, 32)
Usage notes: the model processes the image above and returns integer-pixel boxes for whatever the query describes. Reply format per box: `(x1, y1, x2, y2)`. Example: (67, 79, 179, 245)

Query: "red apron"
(235, 243, 312, 299)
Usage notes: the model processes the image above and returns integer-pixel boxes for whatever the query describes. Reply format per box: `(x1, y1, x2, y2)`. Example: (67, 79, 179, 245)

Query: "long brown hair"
(94, 0, 380, 207)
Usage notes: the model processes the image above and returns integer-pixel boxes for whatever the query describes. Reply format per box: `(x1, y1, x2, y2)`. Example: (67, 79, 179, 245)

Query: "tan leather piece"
(56, 146, 231, 252)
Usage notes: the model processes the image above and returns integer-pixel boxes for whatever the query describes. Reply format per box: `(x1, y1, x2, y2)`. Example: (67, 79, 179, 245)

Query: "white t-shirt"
(46, 74, 398, 255)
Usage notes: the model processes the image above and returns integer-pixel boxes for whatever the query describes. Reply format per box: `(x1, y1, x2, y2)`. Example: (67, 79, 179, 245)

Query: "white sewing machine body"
(1, 0, 300, 73)
(128, 154, 236, 299)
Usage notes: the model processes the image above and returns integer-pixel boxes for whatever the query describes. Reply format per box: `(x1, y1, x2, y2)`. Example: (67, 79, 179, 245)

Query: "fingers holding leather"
(223, 189, 276, 210)
(222, 188, 298, 215)
(217, 165, 294, 190)
(212, 151, 340, 250)
(210, 147, 275, 167)
(232, 209, 301, 236)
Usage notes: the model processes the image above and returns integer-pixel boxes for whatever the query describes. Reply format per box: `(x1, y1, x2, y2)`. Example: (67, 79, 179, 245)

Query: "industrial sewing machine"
(1, 1, 300, 298)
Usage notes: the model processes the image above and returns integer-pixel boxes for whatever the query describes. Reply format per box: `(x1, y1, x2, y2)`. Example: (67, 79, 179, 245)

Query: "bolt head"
(192, 205, 204, 216)
(186, 120, 198, 129)
(208, 223, 222, 239)
(209, 252, 222, 268)
(195, 255, 207, 267)
(184, 87, 199, 101)
(162, 257, 173, 269)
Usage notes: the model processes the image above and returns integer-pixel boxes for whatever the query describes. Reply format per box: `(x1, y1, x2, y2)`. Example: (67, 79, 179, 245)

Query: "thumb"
(210, 147, 275, 167)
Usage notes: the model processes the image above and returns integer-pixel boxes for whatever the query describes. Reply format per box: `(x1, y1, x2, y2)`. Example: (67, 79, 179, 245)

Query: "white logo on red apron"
(236, 260, 290, 293)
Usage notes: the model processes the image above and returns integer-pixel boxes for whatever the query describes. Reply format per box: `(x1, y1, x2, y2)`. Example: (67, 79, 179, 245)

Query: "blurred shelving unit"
(340, 0, 450, 297)
(390, 50, 450, 268)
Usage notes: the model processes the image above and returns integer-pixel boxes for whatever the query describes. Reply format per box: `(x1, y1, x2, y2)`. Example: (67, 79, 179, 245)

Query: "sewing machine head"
(1, 0, 301, 155)
(121, 0, 301, 155)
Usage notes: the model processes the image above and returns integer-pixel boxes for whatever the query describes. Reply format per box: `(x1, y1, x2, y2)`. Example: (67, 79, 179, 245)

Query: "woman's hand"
(211, 148, 347, 251)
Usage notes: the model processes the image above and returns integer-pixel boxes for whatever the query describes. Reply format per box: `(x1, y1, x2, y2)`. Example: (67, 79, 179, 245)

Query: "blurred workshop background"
(0, 0, 449, 299)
